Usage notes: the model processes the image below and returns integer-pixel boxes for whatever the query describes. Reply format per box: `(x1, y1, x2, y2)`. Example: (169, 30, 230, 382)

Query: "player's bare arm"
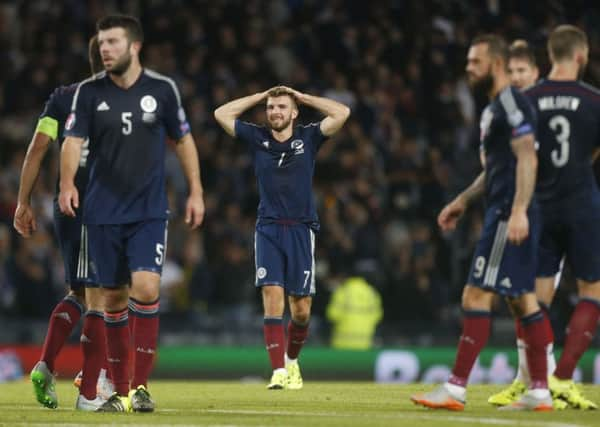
(282, 86, 351, 136)
(214, 90, 270, 137)
(174, 133, 205, 229)
(438, 171, 485, 232)
(14, 132, 54, 237)
(58, 136, 85, 217)
(508, 133, 537, 245)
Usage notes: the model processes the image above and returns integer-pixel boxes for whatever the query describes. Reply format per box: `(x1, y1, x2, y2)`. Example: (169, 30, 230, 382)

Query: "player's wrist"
(59, 180, 75, 191)
(511, 204, 527, 215)
(16, 194, 32, 206)
(189, 184, 203, 197)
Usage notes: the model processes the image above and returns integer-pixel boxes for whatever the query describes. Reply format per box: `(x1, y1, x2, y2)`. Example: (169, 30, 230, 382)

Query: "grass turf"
(1, 380, 599, 426)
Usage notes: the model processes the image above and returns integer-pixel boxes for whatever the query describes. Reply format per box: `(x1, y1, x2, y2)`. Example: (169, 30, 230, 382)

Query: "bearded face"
(469, 65, 495, 98)
(466, 43, 496, 98)
(98, 27, 135, 76)
(106, 49, 133, 76)
(266, 95, 297, 132)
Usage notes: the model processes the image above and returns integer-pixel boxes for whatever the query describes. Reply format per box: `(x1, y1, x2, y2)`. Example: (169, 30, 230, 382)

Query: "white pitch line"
(163, 408, 587, 427)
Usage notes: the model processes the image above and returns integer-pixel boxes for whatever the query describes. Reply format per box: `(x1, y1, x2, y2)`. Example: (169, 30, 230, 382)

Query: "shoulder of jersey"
(298, 122, 320, 129)
(498, 86, 523, 111)
(48, 83, 83, 110)
(523, 79, 545, 95)
(74, 71, 108, 90)
(240, 120, 266, 129)
(143, 68, 180, 91)
(577, 81, 600, 99)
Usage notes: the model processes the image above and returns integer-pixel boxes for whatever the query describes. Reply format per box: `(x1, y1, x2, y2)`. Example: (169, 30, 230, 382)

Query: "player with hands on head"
(214, 85, 349, 390)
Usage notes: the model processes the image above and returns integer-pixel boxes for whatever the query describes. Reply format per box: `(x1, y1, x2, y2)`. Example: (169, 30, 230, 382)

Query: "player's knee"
(85, 288, 104, 311)
(461, 286, 492, 311)
(103, 287, 129, 310)
(578, 279, 600, 300)
(292, 311, 310, 325)
(69, 288, 87, 307)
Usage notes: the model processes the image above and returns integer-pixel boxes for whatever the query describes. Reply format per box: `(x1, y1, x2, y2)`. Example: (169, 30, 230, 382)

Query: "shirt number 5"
(122, 112, 133, 135)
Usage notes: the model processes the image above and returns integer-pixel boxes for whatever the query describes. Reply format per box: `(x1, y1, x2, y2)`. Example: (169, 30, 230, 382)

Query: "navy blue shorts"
(467, 204, 540, 297)
(83, 219, 168, 287)
(254, 222, 316, 296)
(537, 193, 600, 282)
(53, 202, 97, 289)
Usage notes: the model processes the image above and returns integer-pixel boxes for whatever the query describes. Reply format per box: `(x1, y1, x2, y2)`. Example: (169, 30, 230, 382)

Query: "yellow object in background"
(326, 276, 383, 350)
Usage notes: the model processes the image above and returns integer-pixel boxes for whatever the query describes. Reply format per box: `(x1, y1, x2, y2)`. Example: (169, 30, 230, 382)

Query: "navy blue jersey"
(37, 84, 89, 197)
(64, 69, 190, 224)
(234, 120, 327, 229)
(479, 86, 537, 209)
(525, 80, 600, 203)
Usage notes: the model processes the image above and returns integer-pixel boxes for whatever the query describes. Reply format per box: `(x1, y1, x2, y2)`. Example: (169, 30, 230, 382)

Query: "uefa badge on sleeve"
(65, 113, 76, 130)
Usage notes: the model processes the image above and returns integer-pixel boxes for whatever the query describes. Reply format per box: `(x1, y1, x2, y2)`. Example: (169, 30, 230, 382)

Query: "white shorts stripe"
(483, 221, 507, 287)
(254, 231, 258, 284)
(309, 229, 316, 294)
(76, 225, 88, 280)
(553, 256, 565, 290)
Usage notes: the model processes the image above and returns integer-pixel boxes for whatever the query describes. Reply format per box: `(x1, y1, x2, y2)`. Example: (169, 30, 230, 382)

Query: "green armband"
(35, 116, 59, 140)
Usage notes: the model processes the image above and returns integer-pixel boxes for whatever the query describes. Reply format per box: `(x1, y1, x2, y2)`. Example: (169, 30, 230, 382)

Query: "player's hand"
(185, 192, 205, 229)
(507, 208, 529, 245)
(437, 196, 467, 232)
(13, 203, 37, 238)
(58, 183, 79, 217)
(275, 86, 306, 102)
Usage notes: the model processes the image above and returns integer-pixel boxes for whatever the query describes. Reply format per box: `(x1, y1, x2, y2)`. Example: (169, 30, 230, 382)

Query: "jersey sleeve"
(64, 82, 93, 139)
(163, 81, 191, 140)
(501, 88, 536, 139)
(35, 88, 62, 141)
(234, 120, 262, 149)
(305, 122, 329, 154)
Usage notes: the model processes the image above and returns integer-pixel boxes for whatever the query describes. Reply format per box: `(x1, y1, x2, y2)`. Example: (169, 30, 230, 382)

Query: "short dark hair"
(509, 39, 537, 67)
(548, 25, 588, 62)
(88, 35, 103, 75)
(472, 34, 509, 64)
(96, 14, 144, 44)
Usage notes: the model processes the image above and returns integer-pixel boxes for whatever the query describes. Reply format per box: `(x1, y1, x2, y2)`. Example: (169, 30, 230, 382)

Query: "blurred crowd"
(1, 0, 600, 344)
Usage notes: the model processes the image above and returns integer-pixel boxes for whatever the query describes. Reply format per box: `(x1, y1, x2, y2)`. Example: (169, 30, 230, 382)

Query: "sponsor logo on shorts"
(257, 267, 267, 279)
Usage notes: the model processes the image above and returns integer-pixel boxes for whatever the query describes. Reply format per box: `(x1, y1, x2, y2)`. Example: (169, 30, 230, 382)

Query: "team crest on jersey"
(261, 141, 270, 149)
(65, 113, 76, 130)
(291, 139, 304, 155)
(140, 95, 158, 113)
(479, 107, 493, 141)
(257, 267, 267, 279)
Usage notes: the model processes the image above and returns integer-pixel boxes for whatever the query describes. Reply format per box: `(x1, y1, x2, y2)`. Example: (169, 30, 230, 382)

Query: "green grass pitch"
(1, 380, 599, 426)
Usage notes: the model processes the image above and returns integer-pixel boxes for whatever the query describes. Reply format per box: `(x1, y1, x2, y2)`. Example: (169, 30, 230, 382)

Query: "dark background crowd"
(1, 0, 600, 346)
